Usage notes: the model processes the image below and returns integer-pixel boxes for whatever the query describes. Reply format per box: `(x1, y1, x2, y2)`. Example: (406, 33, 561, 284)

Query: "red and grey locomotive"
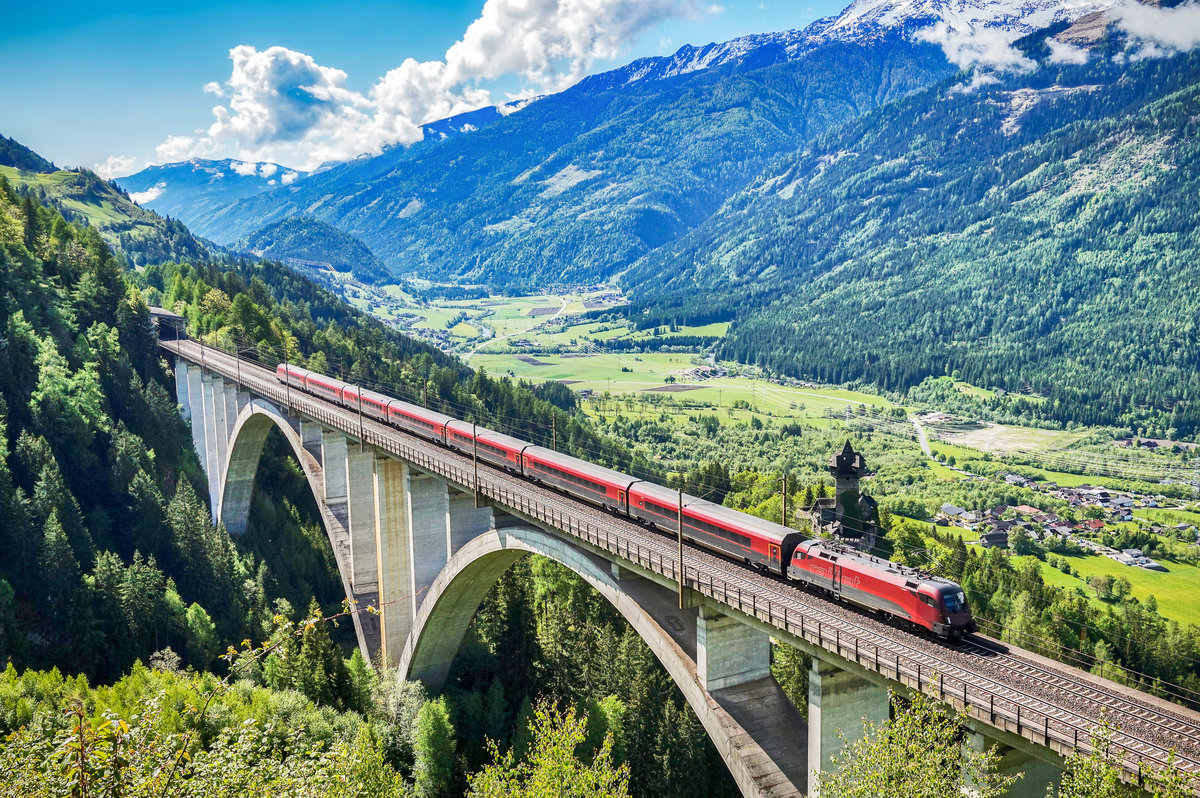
(276, 363, 976, 640)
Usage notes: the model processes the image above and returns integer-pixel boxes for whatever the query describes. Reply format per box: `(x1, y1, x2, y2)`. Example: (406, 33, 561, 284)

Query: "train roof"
(303, 370, 352, 392)
(443, 421, 533, 454)
(385, 399, 455, 427)
(631, 481, 803, 546)
(523, 446, 642, 489)
(355, 388, 392, 406)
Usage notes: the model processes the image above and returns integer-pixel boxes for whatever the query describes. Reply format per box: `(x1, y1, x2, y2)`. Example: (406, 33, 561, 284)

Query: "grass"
(936, 422, 1085, 456)
(626, 321, 732, 340)
(1028, 553, 1200, 627)
(931, 523, 981, 542)
(1136, 508, 1200, 527)
(929, 441, 985, 464)
(0, 165, 169, 247)
(926, 460, 964, 481)
(954, 381, 996, 399)
(475, 351, 892, 409)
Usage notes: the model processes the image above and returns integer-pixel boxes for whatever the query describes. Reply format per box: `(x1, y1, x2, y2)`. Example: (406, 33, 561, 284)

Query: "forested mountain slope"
(0, 177, 266, 680)
(619, 34, 1200, 437)
(172, 35, 952, 288)
(0, 152, 721, 796)
(0, 137, 209, 268)
(0, 139, 651, 687)
(235, 216, 387, 281)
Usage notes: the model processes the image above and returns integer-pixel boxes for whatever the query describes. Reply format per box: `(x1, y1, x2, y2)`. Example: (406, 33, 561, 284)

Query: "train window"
(645, 500, 674, 516)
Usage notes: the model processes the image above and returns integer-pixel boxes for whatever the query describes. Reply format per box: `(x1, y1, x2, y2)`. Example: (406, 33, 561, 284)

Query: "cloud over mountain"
(154, 0, 699, 170)
(1115, 1, 1200, 58)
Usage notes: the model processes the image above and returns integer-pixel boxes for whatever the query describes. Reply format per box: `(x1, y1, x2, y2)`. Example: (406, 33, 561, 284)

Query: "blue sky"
(0, 0, 841, 175)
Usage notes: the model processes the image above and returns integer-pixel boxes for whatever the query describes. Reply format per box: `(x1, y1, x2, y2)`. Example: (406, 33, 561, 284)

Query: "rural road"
(912, 417, 933, 456)
(464, 296, 569, 362)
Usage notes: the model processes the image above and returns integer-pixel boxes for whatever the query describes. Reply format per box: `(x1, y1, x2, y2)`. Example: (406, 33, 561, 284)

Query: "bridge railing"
(166, 339, 1197, 790)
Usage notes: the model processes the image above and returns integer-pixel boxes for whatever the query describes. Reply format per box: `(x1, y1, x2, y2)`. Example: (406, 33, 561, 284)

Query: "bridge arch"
(398, 525, 795, 797)
(218, 398, 325, 537)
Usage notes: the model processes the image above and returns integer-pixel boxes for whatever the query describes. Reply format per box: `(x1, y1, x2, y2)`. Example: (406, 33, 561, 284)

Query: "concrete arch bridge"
(162, 337, 1200, 798)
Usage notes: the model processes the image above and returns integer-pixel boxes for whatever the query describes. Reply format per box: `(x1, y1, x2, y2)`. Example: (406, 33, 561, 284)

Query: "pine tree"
(184, 602, 218, 668)
(482, 675, 508, 744)
(296, 597, 348, 708)
(414, 696, 458, 798)
(40, 509, 79, 614)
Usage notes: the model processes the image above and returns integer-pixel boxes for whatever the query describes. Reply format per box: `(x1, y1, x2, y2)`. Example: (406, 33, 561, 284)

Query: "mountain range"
(47, 0, 1200, 434)
(616, 19, 1200, 436)
(116, 159, 305, 231)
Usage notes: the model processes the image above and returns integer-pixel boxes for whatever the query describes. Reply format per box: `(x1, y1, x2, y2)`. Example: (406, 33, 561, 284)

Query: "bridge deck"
(163, 339, 1200, 792)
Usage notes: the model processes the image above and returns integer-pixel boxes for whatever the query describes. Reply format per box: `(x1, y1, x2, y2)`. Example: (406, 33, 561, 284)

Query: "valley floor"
(342, 284, 1200, 627)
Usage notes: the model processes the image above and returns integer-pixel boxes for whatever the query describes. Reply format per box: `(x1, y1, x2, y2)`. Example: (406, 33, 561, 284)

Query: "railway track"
(163, 339, 1200, 790)
(962, 636, 1200, 742)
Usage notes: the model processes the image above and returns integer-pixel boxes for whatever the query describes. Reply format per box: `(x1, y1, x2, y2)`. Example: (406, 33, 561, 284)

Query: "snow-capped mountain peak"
(593, 0, 1125, 91)
(809, 0, 1125, 42)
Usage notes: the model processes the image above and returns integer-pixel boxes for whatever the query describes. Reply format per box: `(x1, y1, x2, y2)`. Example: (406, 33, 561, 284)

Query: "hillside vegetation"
(0, 138, 208, 268)
(0, 176, 269, 680)
(236, 215, 387, 281)
(617, 36, 1200, 437)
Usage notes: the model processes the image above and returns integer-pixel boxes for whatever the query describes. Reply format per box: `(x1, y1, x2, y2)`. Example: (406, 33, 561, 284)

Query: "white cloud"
(949, 71, 1000, 95)
(258, 162, 278, 177)
(129, 183, 166, 205)
(916, 22, 1036, 72)
(93, 154, 139, 179)
(443, 0, 691, 90)
(1116, 2, 1200, 58)
(156, 134, 196, 162)
(281, 171, 299, 185)
(1048, 38, 1091, 65)
(231, 160, 258, 176)
(155, 0, 696, 170)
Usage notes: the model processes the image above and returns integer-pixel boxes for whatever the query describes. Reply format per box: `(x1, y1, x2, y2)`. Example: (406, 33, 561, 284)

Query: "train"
(276, 363, 977, 640)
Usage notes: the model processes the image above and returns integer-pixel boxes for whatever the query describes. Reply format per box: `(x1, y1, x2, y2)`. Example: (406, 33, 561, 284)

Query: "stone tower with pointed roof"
(807, 440, 879, 548)
(830, 440, 865, 519)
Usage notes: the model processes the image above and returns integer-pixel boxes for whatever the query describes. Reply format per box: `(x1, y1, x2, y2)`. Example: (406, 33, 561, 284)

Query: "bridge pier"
(807, 656, 891, 795)
(374, 455, 413, 666)
(967, 726, 1062, 797)
(175, 360, 192, 422)
(697, 604, 771, 691)
(222, 381, 242, 441)
(300, 419, 323, 460)
(449, 489, 492, 555)
(185, 363, 208, 478)
(347, 445, 379, 594)
(202, 374, 225, 518)
(408, 471, 451, 603)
